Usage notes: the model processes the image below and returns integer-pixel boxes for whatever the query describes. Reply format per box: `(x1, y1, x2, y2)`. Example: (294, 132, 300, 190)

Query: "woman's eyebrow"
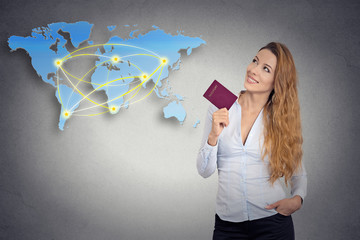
(265, 63, 273, 70)
(256, 55, 273, 70)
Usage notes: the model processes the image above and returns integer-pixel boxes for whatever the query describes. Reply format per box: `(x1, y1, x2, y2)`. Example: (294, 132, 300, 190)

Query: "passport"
(203, 80, 238, 110)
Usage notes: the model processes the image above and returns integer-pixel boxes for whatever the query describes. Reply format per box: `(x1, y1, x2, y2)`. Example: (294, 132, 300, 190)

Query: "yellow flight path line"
(72, 63, 163, 113)
(72, 110, 111, 117)
(63, 53, 110, 61)
(64, 53, 160, 70)
(61, 60, 113, 86)
(56, 43, 168, 116)
(104, 63, 165, 110)
(56, 69, 64, 110)
(72, 70, 146, 116)
(62, 53, 160, 70)
(65, 59, 113, 110)
(86, 63, 164, 108)
(111, 53, 161, 60)
(62, 43, 160, 61)
(106, 67, 111, 93)
(60, 67, 109, 110)
(129, 64, 165, 105)
(127, 61, 143, 74)
(102, 62, 164, 104)
(69, 74, 144, 112)
(61, 63, 141, 88)
(114, 62, 171, 109)
(59, 52, 160, 111)
(73, 77, 143, 115)
(62, 54, 162, 110)
(71, 78, 143, 113)
(60, 58, 143, 87)
(121, 79, 143, 104)
(62, 53, 158, 109)
(72, 67, 166, 117)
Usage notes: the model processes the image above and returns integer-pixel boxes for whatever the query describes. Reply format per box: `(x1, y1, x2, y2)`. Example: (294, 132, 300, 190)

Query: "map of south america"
(8, 22, 205, 130)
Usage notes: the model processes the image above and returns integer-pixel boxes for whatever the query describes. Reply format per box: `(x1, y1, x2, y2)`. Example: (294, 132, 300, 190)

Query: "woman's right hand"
(207, 108, 229, 146)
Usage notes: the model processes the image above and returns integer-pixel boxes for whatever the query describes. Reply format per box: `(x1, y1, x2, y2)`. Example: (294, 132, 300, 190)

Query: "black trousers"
(213, 213, 295, 240)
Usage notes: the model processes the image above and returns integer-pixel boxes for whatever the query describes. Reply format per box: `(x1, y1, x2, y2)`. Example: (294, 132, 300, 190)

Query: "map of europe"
(8, 21, 205, 130)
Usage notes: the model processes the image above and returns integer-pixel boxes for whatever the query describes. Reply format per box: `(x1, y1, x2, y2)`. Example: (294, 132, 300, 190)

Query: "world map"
(8, 21, 205, 130)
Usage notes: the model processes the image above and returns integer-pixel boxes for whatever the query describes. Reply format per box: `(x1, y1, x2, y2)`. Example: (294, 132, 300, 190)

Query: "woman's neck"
(238, 90, 270, 113)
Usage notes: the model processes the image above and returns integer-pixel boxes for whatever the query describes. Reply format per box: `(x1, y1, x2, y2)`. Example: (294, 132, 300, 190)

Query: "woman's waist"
(217, 149, 268, 163)
(216, 180, 286, 203)
(217, 159, 271, 179)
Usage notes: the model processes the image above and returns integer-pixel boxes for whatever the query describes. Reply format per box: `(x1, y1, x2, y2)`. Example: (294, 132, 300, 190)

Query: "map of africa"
(8, 21, 205, 130)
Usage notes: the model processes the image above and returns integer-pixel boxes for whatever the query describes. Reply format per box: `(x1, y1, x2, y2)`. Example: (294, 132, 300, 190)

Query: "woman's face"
(244, 49, 277, 95)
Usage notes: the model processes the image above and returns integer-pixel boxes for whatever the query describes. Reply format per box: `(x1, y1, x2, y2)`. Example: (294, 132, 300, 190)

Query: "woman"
(197, 42, 307, 240)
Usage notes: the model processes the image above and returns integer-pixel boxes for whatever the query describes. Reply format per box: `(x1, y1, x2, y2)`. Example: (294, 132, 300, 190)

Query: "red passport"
(203, 80, 238, 110)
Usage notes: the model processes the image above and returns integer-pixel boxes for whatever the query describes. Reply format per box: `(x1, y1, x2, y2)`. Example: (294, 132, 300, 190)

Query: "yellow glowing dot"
(160, 58, 168, 64)
(63, 111, 70, 118)
(54, 59, 62, 67)
(112, 56, 120, 63)
(142, 74, 148, 81)
(109, 106, 118, 114)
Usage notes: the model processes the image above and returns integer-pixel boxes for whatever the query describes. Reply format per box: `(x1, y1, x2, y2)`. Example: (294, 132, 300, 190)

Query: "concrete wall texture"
(0, 0, 359, 239)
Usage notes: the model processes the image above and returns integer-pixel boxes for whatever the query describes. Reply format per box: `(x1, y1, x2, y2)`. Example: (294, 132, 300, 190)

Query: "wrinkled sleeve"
(196, 105, 219, 178)
(291, 161, 308, 204)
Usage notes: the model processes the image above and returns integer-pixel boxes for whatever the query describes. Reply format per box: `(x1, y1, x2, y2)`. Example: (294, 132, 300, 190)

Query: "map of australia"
(8, 21, 205, 130)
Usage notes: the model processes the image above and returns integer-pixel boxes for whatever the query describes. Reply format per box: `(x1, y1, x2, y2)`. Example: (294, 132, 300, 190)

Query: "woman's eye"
(264, 67, 270, 73)
(252, 59, 257, 64)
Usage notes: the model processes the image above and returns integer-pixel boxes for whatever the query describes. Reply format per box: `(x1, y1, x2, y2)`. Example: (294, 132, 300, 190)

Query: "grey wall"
(1, 0, 359, 239)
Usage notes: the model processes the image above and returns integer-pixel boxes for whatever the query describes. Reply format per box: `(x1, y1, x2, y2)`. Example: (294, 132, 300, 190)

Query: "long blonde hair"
(260, 42, 303, 186)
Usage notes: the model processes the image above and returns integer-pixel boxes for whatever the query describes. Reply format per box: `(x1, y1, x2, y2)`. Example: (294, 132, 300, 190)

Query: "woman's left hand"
(265, 195, 303, 216)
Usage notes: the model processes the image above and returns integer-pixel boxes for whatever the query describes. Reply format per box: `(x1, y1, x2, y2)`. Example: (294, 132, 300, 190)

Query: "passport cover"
(203, 80, 238, 110)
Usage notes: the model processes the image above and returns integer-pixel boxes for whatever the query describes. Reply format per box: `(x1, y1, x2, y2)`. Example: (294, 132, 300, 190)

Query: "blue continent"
(161, 89, 169, 97)
(175, 94, 184, 101)
(193, 119, 200, 128)
(96, 28, 205, 123)
(163, 101, 186, 124)
(91, 62, 133, 110)
(8, 21, 93, 87)
(107, 25, 117, 31)
(55, 85, 83, 131)
(9, 22, 206, 129)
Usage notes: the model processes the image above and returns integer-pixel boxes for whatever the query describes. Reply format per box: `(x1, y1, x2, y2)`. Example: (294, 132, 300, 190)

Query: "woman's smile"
(247, 75, 259, 84)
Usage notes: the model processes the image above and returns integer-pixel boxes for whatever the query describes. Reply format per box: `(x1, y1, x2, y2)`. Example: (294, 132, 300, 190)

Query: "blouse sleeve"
(196, 105, 219, 178)
(290, 161, 308, 203)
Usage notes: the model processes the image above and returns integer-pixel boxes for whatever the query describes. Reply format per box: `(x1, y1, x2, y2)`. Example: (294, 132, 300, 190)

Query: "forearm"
(292, 195, 303, 209)
(196, 105, 219, 178)
(291, 161, 307, 203)
(196, 142, 217, 178)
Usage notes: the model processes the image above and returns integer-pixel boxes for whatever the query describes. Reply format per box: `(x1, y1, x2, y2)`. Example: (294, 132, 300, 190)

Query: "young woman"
(197, 42, 307, 240)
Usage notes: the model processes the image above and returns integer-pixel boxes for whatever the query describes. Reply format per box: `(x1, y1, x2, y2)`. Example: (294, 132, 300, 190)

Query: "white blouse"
(197, 99, 307, 222)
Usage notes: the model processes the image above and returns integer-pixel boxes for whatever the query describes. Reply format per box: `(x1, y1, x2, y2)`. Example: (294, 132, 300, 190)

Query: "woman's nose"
(249, 65, 259, 75)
